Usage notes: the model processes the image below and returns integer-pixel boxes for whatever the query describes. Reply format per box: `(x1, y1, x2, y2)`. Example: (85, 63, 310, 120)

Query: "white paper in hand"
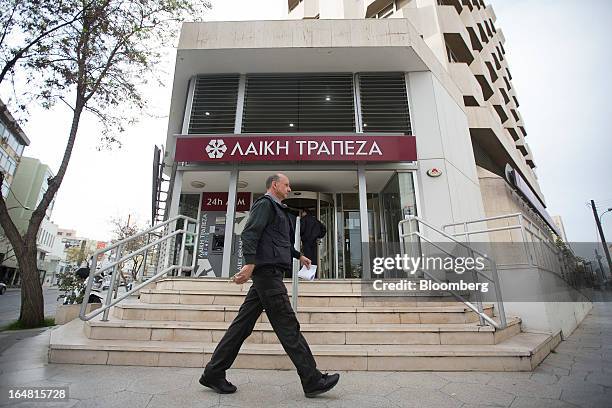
(298, 265, 317, 280)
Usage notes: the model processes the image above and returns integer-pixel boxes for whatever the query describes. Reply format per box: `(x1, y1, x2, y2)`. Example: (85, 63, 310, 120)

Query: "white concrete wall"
(319, 0, 344, 18)
(407, 71, 485, 230)
(343, 0, 365, 18)
(500, 266, 592, 338)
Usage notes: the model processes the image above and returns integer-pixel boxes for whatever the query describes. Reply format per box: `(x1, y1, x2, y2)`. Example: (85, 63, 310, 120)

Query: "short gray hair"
(266, 174, 281, 189)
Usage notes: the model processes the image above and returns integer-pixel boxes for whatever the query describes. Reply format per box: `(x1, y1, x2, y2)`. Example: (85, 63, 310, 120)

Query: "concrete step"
(153, 277, 464, 296)
(139, 289, 462, 307)
(49, 319, 561, 371)
(154, 278, 368, 293)
(84, 316, 521, 345)
(112, 303, 495, 324)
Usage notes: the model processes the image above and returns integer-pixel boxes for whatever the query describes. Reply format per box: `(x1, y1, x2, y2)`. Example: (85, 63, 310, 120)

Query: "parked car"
(0, 282, 6, 295)
(61, 274, 104, 305)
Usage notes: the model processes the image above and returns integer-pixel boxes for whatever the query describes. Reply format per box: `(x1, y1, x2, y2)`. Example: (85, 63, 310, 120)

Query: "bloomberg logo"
(176, 135, 417, 163)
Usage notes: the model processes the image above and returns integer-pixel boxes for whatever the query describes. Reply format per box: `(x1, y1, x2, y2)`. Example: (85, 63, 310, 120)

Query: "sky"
(4, 0, 612, 243)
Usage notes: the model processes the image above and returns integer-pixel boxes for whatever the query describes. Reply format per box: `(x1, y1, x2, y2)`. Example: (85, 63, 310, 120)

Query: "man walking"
(199, 173, 340, 398)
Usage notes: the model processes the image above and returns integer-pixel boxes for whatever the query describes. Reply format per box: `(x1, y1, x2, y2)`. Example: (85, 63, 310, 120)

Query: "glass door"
(343, 210, 363, 279)
(318, 196, 335, 279)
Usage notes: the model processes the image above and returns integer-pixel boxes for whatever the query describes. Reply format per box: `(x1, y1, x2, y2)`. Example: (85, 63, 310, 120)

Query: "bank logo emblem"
(205, 139, 227, 159)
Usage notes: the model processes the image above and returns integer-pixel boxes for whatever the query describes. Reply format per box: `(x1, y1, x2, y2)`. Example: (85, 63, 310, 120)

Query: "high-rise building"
(159, 0, 558, 279)
(49, 1, 593, 371)
(1, 157, 58, 285)
(0, 99, 30, 198)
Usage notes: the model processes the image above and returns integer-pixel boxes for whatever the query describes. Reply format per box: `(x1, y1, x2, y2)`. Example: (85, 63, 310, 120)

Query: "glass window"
(359, 73, 412, 134)
(7, 132, 20, 152)
(242, 73, 355, 133)
(0, 149, 7, 170)
(1, 181, 8, 198)
(6, 156, 16, 175)
(188, 75, 240, 134)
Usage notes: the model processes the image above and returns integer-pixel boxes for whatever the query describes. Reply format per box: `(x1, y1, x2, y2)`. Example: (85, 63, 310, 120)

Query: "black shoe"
(199, 374, 237, 394)
(304, 373, 340, 398)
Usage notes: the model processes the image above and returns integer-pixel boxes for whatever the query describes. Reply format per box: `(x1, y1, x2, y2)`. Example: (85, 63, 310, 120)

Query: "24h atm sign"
(175, 135, 417, 162)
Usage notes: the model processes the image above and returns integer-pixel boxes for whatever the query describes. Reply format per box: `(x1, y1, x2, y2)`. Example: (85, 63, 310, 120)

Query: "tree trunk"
(14, 100, 85, 328)
(17, 246, 44, 327)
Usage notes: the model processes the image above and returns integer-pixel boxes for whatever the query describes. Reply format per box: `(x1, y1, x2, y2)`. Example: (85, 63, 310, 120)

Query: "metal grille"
(188, 75, 240, 134)
(242, 74, 355, 133)
(359, 73, 412, 134)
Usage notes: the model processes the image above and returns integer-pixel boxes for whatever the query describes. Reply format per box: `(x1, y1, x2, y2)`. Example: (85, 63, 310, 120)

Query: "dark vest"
(254, 195, 294, 268)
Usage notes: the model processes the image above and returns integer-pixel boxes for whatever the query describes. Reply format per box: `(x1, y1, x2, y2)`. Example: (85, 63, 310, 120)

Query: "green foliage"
(1, 0, 211, 145)
(2, 317, 55, 331)
(0, 0, 211, 327)
(55, 269, 85, 304)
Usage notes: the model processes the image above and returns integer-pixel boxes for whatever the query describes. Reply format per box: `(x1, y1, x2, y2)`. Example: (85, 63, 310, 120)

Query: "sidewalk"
(0, 302, 610, 408)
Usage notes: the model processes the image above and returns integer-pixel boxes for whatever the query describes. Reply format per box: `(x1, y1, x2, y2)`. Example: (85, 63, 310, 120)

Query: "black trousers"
(204, 265, 322, 387)
(303, 241, 318, 266)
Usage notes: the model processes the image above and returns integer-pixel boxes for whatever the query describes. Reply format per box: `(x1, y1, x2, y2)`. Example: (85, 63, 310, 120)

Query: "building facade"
(1, 157, 59, 285)
(0, 100, 31, 285)
(155, 0, 589, 334)
(0, 99, 30, 198)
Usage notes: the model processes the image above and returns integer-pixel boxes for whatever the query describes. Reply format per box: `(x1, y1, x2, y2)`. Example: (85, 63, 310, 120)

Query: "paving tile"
(208, 382, 290, 407)
(533, 363, 570, 377)
(560, 387, 611, 408)
(326, 393, 400, 408)
(585, 371, 612, 388)
(72, 390, 152, 408)
(125, 371, 193, 395)
(489, 378, 562, 399)
(334, 374, 400, 396)
(146, 386, 220, 408)
(434, 371, 493, 384)
(385, 371, 449, 390)
(388, 386, 464, 408)
(509, 396, 579, 408)
(440, 382, 515, 407)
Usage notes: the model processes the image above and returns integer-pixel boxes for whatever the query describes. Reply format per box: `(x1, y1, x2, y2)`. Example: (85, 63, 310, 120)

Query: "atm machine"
(194, 192, 251, 277)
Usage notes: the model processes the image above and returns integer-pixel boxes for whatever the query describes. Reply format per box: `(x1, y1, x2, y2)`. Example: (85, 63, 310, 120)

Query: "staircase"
(49, 277, 561, 371)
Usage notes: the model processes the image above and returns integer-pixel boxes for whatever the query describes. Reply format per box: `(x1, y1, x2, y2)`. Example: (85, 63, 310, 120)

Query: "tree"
(109, 216, 148, 283)
(0, 0, 209, 327)
(65, 244, 94, 266)
(0, 235, 16, 266)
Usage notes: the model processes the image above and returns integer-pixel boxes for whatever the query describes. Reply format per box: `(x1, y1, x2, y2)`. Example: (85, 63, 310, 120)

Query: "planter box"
(55, 304, 102, 325)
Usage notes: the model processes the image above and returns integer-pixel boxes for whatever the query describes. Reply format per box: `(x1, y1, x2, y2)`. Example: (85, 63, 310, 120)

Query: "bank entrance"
(178, 168, 418, 280)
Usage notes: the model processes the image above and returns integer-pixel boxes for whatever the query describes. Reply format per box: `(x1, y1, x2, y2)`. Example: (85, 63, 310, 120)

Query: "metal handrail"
(79, 215, 198, 322)
(406, 231, 500, 328)
(80, 265, 192, 321)
(445, 213, 590, 293)
(442, 213, 566, 273)
(399, 216, 507, 329)
(291, 216, 301, 311)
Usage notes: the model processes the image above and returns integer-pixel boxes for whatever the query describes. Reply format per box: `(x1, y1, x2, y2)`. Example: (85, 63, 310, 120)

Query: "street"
(0, 287, 62, 329)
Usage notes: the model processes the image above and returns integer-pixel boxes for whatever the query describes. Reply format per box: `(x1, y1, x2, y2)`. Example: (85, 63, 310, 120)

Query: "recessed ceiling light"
(325, 96, 331, 101)
(205, 112, 211, 116)
(363, 123, 368, 127)
(289, 123, 294, 127)
(190, 181, 206, 188)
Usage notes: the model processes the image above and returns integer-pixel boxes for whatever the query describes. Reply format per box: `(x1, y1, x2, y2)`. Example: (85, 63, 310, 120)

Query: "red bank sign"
(175, 135, 417, 163)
